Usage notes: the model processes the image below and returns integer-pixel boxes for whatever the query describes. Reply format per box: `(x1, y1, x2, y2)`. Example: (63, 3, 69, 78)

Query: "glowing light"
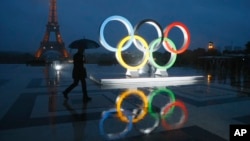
(53, 61, 62, 70)
(208, 42, 214, 49)
(207, 74, 212, 83)
(54, 64, 62, 70)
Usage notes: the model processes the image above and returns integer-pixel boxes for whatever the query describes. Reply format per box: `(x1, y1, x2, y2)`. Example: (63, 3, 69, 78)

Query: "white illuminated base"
(89, 75, 204, 89)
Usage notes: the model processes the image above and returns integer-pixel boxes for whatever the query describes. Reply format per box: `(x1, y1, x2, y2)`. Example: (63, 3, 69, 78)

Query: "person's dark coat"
(72, 53, 87, 79)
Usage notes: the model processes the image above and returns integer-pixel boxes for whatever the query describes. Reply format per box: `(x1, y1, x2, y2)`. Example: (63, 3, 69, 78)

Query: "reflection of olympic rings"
(116, 89, 148, 123)
(161, 101, 188, 130)
(99, 88, 188, 139)
(99, 108, 133, 140)
(99, 15, 191, 71)
(134, 109, 161, 134)
(148, 88, 176, 118)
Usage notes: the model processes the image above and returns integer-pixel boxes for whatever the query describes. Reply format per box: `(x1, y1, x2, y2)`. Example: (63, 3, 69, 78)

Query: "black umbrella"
(69, 38, 100, 49)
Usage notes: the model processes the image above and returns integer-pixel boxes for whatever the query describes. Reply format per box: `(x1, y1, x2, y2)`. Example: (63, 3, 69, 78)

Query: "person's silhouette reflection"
(63, 100, 89, 141)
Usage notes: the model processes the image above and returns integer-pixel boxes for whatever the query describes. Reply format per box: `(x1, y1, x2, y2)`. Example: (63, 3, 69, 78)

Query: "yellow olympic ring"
(116, 89, 148, 123)
(116, 35, 150, 70)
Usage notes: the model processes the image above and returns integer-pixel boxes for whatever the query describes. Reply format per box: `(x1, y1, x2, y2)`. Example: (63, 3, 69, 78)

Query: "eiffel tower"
(35, 0, 70, 60)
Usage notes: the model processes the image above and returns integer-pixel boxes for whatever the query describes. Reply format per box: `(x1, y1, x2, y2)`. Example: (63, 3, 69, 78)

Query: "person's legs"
(63, 79, 79, 99)
(80, 79, 91, 101)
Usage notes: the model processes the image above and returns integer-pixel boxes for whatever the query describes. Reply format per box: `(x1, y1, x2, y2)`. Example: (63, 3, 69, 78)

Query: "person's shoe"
(83, 96, 92, 102)
(63, 91, 68, 100)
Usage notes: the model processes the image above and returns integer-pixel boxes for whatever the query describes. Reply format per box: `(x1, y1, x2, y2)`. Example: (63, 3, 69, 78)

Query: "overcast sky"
(0, 0, 250, 54)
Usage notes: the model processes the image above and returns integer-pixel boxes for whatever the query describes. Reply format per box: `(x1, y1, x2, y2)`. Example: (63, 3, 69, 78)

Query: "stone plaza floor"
(0, 64, 249, 141)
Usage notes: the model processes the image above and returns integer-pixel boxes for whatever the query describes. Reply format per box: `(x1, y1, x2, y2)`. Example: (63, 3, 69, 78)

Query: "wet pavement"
(0, 63, 249, 141)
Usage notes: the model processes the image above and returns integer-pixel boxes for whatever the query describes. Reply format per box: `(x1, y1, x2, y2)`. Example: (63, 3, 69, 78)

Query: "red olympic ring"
(164, 22, 191, 54)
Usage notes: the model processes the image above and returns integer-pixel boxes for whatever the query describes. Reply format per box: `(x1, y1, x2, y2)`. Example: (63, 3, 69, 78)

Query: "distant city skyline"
(0, 0, 250, 54)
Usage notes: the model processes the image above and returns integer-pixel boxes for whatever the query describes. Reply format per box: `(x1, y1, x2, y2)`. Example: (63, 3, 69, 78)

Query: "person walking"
(63, 47, 91, 102)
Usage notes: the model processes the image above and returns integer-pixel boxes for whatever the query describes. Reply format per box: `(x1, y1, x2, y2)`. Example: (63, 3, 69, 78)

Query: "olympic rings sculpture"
(99, 15, 191, 71)
(99, 88, 188, 140)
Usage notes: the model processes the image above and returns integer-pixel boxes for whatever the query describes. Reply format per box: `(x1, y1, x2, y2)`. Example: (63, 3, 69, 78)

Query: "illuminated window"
(208, 42, 214, 49)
